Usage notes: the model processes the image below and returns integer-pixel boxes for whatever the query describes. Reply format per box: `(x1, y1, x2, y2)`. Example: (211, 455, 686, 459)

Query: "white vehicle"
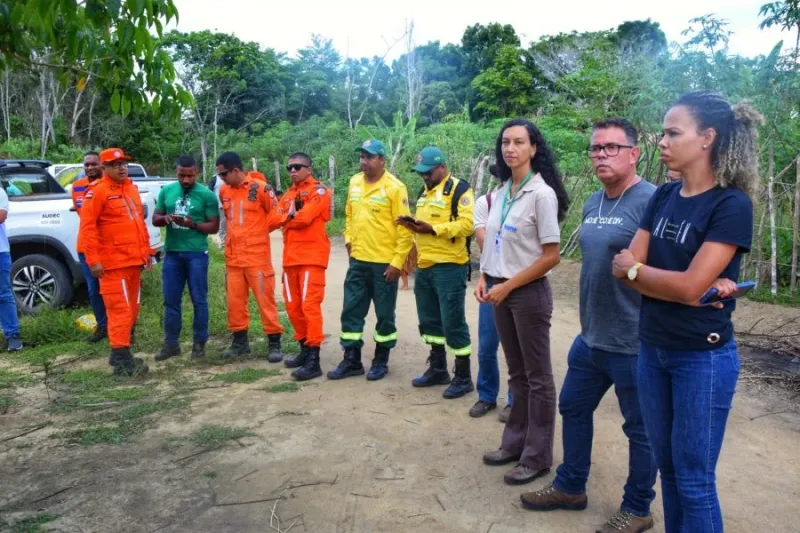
(51, 162, 148, 184)
(1, 159, 164, 314)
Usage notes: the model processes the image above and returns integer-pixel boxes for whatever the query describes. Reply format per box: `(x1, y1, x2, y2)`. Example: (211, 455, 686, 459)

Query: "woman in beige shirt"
(476, 118, 569, 486)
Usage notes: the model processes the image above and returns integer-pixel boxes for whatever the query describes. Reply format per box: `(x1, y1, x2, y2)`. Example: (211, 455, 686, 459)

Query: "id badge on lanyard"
(493, 232, 503, 255)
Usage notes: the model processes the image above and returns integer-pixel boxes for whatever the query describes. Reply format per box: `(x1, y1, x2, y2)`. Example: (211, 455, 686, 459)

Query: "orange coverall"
(79, 176, 153, 348)
(219, 178, 284, 335)
(273, 177, 331, 348)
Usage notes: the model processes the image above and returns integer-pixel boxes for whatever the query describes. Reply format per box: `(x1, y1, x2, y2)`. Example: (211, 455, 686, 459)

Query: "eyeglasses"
(587, 143, 634, 158)
(286, 164, 309, 172)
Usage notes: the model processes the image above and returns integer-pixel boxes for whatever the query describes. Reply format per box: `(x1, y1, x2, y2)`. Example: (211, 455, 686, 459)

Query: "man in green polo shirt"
(152, 156, 220, 360)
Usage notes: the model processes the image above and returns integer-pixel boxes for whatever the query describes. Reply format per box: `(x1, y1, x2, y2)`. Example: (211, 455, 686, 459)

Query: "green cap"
(413, 146, 446, 173)
(356, 138, 386, 157)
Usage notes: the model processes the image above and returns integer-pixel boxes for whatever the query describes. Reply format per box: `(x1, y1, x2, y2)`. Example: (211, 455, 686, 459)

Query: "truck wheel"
(11, 254, 75, 314)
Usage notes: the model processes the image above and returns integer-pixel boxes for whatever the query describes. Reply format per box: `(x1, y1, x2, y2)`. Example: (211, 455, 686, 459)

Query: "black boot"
(155, 343, 181, 361)
(443, 356, 475, 399)
(326, 347, 365, 380)
(191, 341, 206, 358)
(267, 333, 284, 363)
(284, 339, 307, 368)
(110, 347, 148, 377)
(411, 346, 451, 387)
(87, 327, 107, 344)
(367, 345, 390, 381)
(292, 346, 322, 381)
(223, 330, 251, 358)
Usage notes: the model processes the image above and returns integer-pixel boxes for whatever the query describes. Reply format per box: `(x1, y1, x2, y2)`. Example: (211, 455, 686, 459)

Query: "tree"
(0, 0, 191, 120)
(760, 1, 800, 64)
(614, 19, 668, 56)
(461, 23, 520, 75)
(471, 45, 535, 117)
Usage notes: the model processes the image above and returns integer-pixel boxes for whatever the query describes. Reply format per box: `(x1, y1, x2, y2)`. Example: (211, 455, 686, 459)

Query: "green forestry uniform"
(327, 139, 414, 382)
(410, 147, 476, 399)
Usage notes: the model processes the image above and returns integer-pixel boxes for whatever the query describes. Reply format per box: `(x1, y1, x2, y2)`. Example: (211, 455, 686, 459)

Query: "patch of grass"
(326, 217, 345, 236)
(202, 470, 218, 479)
(187, 424, 255, 448)
(747, 288, 800, 308)
(264, 382, 300, 393)
(116, 397, 188, 420)
(63, 422, 137, 445)
(0, 369, 33, 389)
(1, 394, 18, 409)
(78, 386, 152, 404)
(8, 513, 59, 533)
(215, 368, 281, 383)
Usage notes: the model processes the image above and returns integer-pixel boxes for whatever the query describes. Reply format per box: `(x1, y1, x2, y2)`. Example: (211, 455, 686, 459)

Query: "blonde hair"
(673, 92, 764, 197)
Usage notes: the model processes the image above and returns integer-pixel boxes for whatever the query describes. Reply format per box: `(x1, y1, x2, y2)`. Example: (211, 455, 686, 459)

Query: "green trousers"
(414, 263, 471, 357)
(340, 258, 399, 349)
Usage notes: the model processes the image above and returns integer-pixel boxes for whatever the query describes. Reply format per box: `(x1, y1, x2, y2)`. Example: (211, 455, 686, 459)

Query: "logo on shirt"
(459, 196, 471, 207)
(583, 215, 624, 226)
(653, 216, 692, 244)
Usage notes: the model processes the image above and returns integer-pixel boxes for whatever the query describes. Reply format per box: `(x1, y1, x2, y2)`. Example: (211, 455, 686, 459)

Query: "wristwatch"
(627, 262, 644, 281)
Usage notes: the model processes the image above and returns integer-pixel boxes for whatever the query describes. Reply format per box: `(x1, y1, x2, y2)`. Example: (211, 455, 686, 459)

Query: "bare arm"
(475, 227, 486, 252)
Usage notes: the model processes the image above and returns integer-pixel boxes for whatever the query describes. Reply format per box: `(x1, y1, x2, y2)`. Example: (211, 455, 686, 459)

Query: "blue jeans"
(477, 277, 512, 405)
(162, 251, 209, 345)
(78, 253, 107, 330)
(554, 336, 656, 516)
(638, 340, 739, 533)
(0, 252, 20, 338)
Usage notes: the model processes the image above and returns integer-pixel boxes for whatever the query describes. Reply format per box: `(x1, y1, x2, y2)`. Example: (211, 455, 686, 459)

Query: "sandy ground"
(1, 234, 799, 533)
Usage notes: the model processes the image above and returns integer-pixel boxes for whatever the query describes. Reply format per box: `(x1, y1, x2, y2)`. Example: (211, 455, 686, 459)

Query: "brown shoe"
(498, 404, 511, 423)
(482, 448, 520, 466)
(503, 464, 551, 485)
(520, 483, 588, 511)
(597, 509, 654, 533)
(470, 400, 497, 418)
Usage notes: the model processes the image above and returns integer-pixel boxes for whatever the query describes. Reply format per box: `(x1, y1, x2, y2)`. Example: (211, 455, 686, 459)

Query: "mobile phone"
(699, 281, 755, 305)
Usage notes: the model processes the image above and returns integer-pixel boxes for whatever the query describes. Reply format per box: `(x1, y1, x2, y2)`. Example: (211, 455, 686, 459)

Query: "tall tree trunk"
(273, 160, 281, 191)
(37, 71, 49, 157)
(87, 92, 96, 142)
(0, 69, 10, 141)
(791, 156, 800, 296)
(768, 146, 777, 296)
(329, 154, 336, 219)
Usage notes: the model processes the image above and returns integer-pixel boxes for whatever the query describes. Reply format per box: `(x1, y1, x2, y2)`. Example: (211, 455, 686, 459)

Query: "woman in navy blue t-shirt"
(611, 91, 763, 533)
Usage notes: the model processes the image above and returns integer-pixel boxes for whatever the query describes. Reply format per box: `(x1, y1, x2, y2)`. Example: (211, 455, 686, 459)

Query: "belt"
(485, 274, 545, 286)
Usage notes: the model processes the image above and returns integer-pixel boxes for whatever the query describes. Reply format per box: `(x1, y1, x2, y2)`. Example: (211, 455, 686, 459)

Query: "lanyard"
(499, 171, 533, 228)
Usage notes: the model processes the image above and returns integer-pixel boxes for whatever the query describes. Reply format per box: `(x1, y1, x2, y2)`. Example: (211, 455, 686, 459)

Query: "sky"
(169, 0, 792, 61)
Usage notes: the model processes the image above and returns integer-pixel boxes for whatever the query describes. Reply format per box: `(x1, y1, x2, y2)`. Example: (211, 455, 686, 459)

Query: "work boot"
(267, 333, 284, 363)
(469, 400, 497, 418)
(596, 509, 654, 533)
(130, 326, 136, 347)
(292, 346, 322, 381)
(366, 345, 390, 381)
(499, 404, 512, 423)
(411, 346, 450, 387)
(87, 327, 107, 344)
(504, 464, 551, 485)
(284, 339, 307, 369)
(327, 348, 365, 380)
(191, 341, 206, 358)
(442, 356, 474, 399)
(155, 343, 181, 361)
(223, 330, 251, 358)
(520, 484, 588, 511)
(109, 347, 148, 377)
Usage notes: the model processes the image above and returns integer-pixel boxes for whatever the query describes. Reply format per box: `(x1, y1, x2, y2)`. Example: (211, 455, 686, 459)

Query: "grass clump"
(264, 382, 300, 393)
(7, 513, 59, 533)
(1, 394, 18, 409)
(188, 424, 255, 448)
(0, 369, 33, 389)
(215, 368, 280, 383)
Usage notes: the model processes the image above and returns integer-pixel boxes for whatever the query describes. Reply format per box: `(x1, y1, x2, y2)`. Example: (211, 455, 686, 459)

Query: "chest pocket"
(106, 197, 134, 220)
(504, 212, 535, 241)
(367, 194, 390, 213)
(424, 201, 447, 220)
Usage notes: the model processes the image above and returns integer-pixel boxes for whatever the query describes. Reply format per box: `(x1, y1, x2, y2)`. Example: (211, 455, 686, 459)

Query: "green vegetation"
(187, 424, 255, 448)
(264, 382, 301, 394)
(0, 369, 33, 389)
(215, 368, 281, 383)
(5, 513, 59, 533)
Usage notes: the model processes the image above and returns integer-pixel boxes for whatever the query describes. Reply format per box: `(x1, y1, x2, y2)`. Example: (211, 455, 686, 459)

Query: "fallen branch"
(435, 494, 446, 511)
(350, 492, 378, 499)
(0, 423, 48, 443)
(409, 402, 438, 406)
(48, 356, 82, 370)
(287, 474, 338, 490)
(174, 446, 222, 463)
(215, 496, 286, 507)
(368, 410, 388, 416)
(187, 384, 230, 391)
(750, 409, 791, 421)
(402, 419, 419, 425)
(30, 484, 84, 504)
(79, 401, 121, 408)
(374, 476, 405, 481)
(233, 469, 259, 482)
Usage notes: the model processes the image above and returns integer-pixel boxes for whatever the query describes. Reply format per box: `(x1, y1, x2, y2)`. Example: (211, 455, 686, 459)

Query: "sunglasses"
(218, 169, 232, 178)
(286, 164, 309, 172)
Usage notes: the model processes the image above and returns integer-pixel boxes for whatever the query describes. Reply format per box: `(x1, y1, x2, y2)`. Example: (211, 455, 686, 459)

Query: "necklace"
(597, 177, 638, 229)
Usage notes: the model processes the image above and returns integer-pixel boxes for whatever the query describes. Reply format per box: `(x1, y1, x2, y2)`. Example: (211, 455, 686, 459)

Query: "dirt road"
(2, 235, 799, 533)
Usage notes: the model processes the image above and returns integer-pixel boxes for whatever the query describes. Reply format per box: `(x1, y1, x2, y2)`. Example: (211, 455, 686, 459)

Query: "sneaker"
(520, 483, 588, 511)
(469, 400, 497, 418)
(6, 336, 22, 352)
(498, 404, 511, 423)
(597, 509, 654, 533)
(503, 464, 551, 485)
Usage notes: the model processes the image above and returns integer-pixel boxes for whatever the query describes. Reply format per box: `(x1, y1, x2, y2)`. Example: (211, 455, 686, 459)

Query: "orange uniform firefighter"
(216, 151, 285, 359)
(271, 152, 331, 381)
(79, 148, 153, 376)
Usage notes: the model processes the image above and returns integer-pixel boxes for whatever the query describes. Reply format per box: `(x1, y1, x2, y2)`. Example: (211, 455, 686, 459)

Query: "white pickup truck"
(0, 160, 164, 314)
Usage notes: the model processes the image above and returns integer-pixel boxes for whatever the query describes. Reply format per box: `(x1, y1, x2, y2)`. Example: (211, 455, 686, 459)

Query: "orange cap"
(99, 148, 132, 163)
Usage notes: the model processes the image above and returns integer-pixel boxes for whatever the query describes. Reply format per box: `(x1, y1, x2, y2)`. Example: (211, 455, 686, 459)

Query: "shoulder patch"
(248, 183, 259, 202)
(460, 195, 472, 207)
(84, 191, 94, 199)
